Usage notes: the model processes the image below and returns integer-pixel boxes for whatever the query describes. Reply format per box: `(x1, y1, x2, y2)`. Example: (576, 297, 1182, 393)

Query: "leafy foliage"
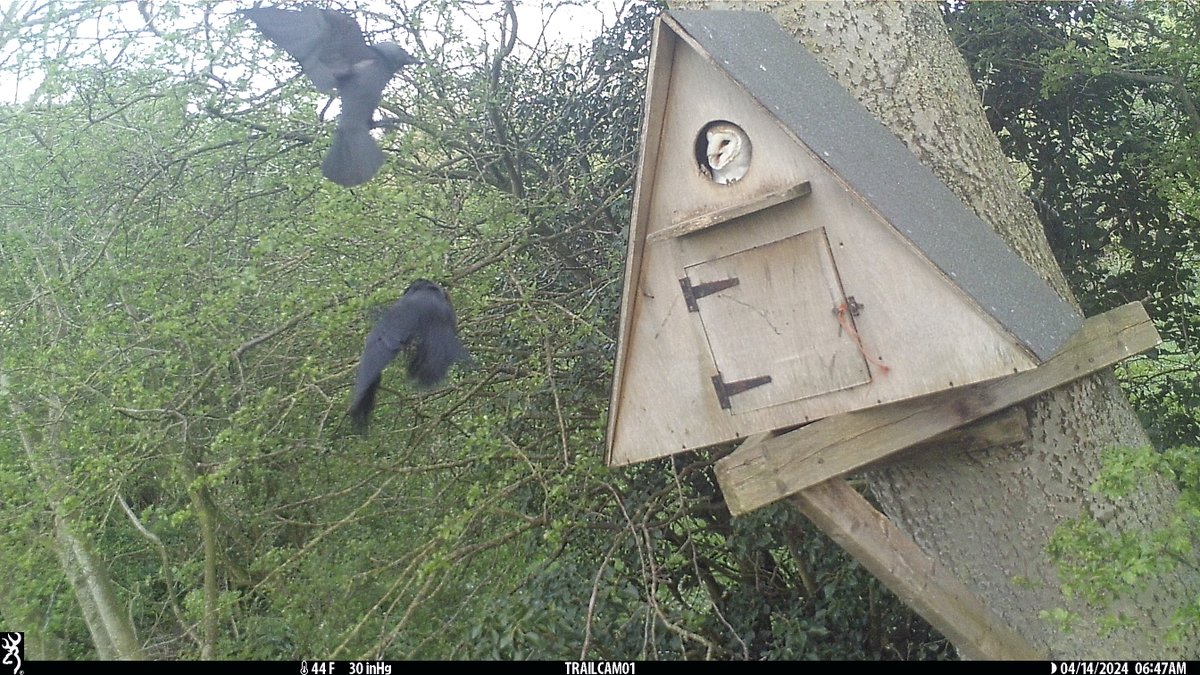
(1045, 445, 1200, 643)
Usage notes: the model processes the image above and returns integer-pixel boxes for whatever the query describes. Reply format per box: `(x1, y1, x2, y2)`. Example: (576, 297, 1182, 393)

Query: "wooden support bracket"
(790, 477, 1047, 659)
(716, 301, 1160, 516)
(718, 301, 1155, 661)
(879, 406, 1031, 468)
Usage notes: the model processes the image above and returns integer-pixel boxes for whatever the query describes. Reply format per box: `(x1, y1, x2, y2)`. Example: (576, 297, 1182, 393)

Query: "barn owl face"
(704, 122, 752, 185)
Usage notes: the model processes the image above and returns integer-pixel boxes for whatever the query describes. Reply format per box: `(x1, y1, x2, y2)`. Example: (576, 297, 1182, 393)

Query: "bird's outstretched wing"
(348, 281, 468, 433)
(242, 6, 420, 187)
(241, 7, 375, 94)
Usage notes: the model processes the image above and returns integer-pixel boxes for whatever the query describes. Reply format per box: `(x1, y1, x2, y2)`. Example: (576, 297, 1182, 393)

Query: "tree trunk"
(5, 380, 148, 660)
(54, 518, 147, 660)
(670, 0, 1198, 658)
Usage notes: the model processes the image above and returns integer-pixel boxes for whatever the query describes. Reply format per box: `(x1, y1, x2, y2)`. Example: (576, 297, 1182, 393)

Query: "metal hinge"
(679, 276, 740, 313)
(711, 372, 773, 410)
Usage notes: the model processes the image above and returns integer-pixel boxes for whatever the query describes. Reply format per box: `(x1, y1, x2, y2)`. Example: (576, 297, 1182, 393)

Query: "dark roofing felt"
(668, 10, 1082, 361)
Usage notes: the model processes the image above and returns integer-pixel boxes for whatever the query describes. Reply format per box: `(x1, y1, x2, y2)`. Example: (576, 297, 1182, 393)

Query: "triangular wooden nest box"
(606, 10, 1083, 467)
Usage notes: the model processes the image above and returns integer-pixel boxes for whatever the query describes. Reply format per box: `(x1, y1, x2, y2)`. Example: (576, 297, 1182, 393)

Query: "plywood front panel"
(607, 28, 1040, 466)
(685, 229, 871, 413)
(635, 28, 827, 245)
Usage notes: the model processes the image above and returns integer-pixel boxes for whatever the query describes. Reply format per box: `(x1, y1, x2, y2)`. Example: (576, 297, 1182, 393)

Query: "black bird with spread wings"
(348, 280, 469, 433)
(241, 6, 419, 186)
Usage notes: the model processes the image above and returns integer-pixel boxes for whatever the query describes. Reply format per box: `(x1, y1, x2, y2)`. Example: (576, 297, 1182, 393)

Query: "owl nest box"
(606, 10, 1084, 467)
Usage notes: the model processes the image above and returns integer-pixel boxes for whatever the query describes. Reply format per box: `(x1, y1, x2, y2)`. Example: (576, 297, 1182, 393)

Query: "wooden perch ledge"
(648, 180, 812, 242)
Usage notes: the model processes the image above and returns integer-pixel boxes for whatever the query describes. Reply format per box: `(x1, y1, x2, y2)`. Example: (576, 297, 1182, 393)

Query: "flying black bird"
(240, 6, 419, 186)
(348, 280, 469, 433)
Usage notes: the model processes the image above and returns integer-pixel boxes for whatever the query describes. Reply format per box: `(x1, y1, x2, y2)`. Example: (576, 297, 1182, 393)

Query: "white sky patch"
(0, 1, 627, 105)
(512, 0, 625, 50)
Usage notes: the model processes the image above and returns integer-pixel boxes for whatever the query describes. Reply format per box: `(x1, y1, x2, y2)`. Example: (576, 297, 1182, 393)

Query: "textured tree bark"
(55, 520, 147, 660)
(669, 0, 1198, 658)
(181, 457, 220, 660)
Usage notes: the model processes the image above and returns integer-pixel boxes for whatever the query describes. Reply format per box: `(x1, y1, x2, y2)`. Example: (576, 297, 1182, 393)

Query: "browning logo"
(0, 633, 21, 675)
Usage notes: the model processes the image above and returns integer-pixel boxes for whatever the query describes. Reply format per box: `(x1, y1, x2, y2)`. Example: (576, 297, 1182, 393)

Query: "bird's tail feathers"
(323, 126, 386, 187)
(408, 326, 469, 388)
(348, 378, 381, 434)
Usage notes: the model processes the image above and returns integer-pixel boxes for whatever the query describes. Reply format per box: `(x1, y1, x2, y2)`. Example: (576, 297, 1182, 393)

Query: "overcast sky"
(0, 0, 629, 104)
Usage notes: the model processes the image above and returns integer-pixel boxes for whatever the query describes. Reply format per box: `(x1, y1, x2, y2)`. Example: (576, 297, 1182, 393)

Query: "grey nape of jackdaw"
(240, 6, 419, 187)
(348, 280, 469, 433)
